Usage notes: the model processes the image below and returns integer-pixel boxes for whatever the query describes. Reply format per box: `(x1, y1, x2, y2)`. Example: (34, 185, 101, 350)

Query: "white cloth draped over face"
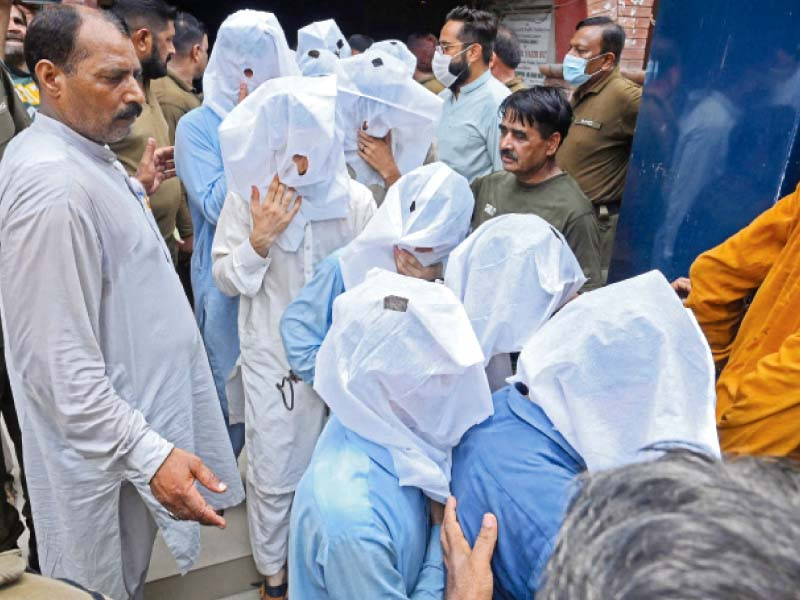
(219, 75, 352, 252)
(336, 50, 443, 187)
(368, 40, 418, 78)
(338, 162, 473, 288)
(202, 10, 299, 120)
(512, 270, 721, 472)
(445, 214, 587, 366)
(314, 269, 493, 502)
(297, 18, 351, 58)
(297, 47, 339, 77)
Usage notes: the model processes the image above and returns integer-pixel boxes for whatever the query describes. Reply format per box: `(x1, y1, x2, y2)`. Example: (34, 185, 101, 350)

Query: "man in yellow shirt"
(686, 182, 800, 456)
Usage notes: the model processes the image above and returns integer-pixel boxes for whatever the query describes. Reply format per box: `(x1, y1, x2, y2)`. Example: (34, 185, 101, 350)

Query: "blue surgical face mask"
(563, 53, 607, 87)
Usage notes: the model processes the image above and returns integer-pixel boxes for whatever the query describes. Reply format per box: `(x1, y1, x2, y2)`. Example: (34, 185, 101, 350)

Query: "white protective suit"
(339, 161, 473, 288)
(314, 269, 493, 501)
(512, 270, 721, 471)
(203, 10, 299, 120)
(296, 19, 351, 58)
(297, 48, 338, 77)
(212, 75, 375, 576)
(336, 50, 443, 188)
(369, 40, 418, 78)
(445, 214, 587, 390)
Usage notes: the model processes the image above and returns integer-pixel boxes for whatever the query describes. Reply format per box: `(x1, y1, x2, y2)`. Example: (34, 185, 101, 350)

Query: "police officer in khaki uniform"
(557, 16, 641, 282)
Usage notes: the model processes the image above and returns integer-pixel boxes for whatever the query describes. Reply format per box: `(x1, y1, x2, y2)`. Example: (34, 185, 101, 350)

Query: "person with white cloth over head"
(289, 269, 494, 599)
(296, 18, 351, 58)
(444, 213, 587, 391)
(448, 270, 720, 599)
(280, 162, 472, 385)
(174, 10, 298, 459)
(211, 74, 375, 600)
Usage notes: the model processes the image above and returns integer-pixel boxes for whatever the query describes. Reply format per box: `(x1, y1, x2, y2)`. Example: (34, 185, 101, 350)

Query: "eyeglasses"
(435, 41, 469, 53)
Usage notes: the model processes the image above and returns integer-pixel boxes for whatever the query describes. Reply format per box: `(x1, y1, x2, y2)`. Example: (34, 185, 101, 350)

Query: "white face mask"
(432, 45, 470, 88)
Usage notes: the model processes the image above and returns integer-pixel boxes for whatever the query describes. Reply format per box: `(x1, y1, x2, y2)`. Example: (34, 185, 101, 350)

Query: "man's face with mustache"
(4, 5, 27, 63)
(498, 110, 561, 179)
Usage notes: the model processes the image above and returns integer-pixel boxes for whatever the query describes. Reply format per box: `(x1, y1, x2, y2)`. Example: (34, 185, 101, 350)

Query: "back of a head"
(539, 451, 800, 599)
(494, 25, 521, 70)
(173, 11, 205, 57)
(576, 15, 625, 65)
(110, 0, 176, 33)
(445, 5, 498, 64)
(407, 32, 437, 72)
(500, 85, 572, 146)
(348, 33, 373, 53)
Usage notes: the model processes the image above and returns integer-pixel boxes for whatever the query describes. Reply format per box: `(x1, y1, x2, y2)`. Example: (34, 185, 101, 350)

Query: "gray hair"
(538, 450, 800, 599)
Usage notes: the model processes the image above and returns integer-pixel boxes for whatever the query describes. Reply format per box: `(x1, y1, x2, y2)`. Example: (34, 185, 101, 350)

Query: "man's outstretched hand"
(441, 496, 497, 600)
(135, 138, 176, 196)
(150, 448, 228, 529)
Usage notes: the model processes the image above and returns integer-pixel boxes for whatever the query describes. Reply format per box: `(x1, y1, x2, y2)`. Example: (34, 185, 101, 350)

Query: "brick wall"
(586, 0, 656, 70)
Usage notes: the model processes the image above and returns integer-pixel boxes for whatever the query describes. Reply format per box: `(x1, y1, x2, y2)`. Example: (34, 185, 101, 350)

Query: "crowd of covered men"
(0, 1, 799, 599)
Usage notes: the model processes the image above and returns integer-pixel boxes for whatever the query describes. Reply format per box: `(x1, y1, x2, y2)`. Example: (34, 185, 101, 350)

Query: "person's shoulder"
(553, 173, 594, 214)
(486, 75, 512, 102)
(606, 72, 642, 104)
(175, 105, 216, 141)
(347, 179, 378, 212)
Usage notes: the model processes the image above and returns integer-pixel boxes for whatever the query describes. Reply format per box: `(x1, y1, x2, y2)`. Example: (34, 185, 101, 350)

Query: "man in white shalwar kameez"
(0, 8, 244, 600)
(212, 74, 375, 598)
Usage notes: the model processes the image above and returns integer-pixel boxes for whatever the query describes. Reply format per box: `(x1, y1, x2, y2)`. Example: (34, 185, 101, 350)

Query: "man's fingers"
(141, 137, 157, 165)
(238, 82, 248, 104)
(471, 513, 498, 564)
(250, 185, 261, 211)
(191, 458, 228, 494)
(287, 196, 302, 220)
(182, 485, 226, 528)
(160, 169, 177, 180)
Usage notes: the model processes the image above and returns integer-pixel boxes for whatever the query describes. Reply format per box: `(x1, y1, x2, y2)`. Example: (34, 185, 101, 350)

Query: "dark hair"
(499, 86, 572, 144)
(576, 16, 625, 65)
(110, 0, 176, 34)
(494, 25, 521, 70)
(173, 11, 205, 56)
(445, 6, 497, 64)
(348, 33, 373, 53)
(24, 5, 127, 82)
(538, 450, 800, 599)
(407, 32, 437, 72)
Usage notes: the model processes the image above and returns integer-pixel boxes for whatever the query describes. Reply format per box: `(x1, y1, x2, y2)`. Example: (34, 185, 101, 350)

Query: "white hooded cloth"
(202, 10, 298, 120)
(336, 51, 443, 186)
(314, 269, 493, 501)
(219, 75, 352, 252)
(338, 162, 473, 288)
(369, 40, 418, 78)
(297, 47, 339, 77)
(445, 214, 586, 365)
(512, 270, 720, 472)
(297, 19, 351, 58)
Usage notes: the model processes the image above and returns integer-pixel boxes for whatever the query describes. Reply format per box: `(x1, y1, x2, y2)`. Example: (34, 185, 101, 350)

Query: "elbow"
(211, 259, 241, 298)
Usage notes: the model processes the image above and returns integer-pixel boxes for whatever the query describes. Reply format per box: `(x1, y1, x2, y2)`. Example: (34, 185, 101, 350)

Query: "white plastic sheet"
(369, 40, 418, 78)
(445, 214, 586, 365)
(297, 19, 351, 58)
(338, 162, 473, 288)
(297, 48, 339, 77)
(314, 268, 493, 501)
(202, 10, 298, 119)
(512, 270, 720, 471)
(336, 50, 443, 187)
(218, 75, 351, 252)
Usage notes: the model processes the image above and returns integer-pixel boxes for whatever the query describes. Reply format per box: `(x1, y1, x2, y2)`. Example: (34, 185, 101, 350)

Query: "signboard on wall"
(501, 11, 553, 85)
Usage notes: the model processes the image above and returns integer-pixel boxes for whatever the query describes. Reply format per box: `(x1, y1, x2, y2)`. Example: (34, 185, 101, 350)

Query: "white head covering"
(297, 19, 351, 58)
(336, 50, 443, 187)
(512, 270, 720, 472)
(369, 40, 417, 77)
(338, 162, 472, 288)
(202, 11, 299, 119)
(445, 214, 587, 365)
(314, 269, 493, 501)
(297, 48, 339, 77)
(219, 75, 352, 252)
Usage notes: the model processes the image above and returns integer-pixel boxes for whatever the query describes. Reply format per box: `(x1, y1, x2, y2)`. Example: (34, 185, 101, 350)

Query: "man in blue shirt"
(289, 269, 493, 599)
(174, 10, 298, 457)
(434, 6, 510, 182)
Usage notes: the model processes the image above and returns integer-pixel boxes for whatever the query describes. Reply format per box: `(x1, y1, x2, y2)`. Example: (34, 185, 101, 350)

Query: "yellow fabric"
(686, 183, 800, 456)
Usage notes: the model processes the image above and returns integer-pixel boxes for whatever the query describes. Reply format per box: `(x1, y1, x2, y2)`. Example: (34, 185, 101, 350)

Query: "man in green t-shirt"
(471, 86, 603, 290)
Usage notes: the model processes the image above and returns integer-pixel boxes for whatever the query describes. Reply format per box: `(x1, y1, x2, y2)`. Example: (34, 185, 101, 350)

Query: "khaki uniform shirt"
(556, 67, 641, 207)
(415, 72, 445, 95)
(505, 75, 527, 94)
(0, 65, 29, 160)
(110, 80, 184, 258)
(151, 70, 201, 242)
(471, 170, 603, 290)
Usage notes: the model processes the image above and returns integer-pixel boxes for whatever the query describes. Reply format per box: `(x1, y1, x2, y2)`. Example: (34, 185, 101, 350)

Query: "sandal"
(259, 579, 288, 600)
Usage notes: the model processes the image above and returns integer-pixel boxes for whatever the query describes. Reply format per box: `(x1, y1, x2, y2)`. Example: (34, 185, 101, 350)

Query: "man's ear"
(602, 52, 617, 71)
(546, 131, 562, 157)
(190, 43, 201, 63)
(467, 42, 483, 65)
(35, 60, 64, 99)
(130, 27, 153, 58)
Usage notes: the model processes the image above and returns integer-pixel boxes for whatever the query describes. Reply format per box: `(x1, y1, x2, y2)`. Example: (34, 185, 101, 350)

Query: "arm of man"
(175, 115, 229, 226)
(563, 212, 603, 291)
(686, 186, 800, 365)
(324, 526, 444, 599)
(280, 254, 345, 384)
(175, 192, 194, 246)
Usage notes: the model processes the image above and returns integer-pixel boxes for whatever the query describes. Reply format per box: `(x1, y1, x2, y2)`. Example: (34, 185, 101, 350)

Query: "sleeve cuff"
(234, 238, 272, 273)
(126, 428, 175, 483)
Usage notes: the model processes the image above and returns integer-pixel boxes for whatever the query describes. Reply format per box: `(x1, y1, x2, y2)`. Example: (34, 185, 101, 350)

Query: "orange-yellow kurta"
(686, 183, 800, 456)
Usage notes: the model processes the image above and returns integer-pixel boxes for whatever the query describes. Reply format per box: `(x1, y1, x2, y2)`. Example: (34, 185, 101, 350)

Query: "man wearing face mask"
(556, 16, 641, 283)
(434, 6, 510, 183)
(109, 0, 190, 264)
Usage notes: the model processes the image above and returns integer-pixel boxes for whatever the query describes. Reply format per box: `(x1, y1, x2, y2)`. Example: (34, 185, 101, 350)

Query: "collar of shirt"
(454, 69, 492, 98)
(34, 112, 117, 164)
(168, 69, 197, 94)
(573, 66, 621, 104)
(505, 384, 585, 466)
(342, 422, 399, 477)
